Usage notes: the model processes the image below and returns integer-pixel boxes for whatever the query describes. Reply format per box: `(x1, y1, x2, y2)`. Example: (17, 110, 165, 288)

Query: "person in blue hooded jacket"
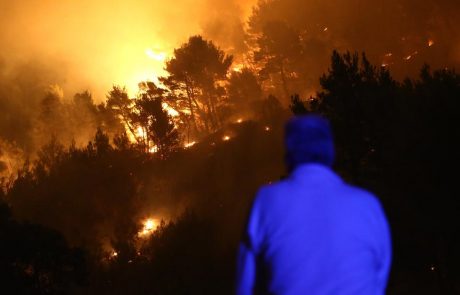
(236, 115, 392, 295)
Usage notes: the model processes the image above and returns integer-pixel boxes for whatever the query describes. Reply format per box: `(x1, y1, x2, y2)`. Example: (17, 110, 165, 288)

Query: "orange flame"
(138, 218, 159, 237)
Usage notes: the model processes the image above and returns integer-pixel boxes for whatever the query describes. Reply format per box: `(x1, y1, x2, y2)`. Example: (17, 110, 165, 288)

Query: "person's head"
(284, 115, 335, 172)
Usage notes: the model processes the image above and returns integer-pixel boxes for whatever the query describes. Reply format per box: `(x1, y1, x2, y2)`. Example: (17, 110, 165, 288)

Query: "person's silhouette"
(237, 115, 392, 295)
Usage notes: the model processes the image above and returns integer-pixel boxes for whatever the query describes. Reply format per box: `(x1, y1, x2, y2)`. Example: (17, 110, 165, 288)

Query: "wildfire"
(265, 126, 271, 131)
(236, 118, 243, 123)
(149, 146, 158, 154)
(138, 218, 159, 238)
(162, 102, 180, 117)
(428, 40, 435, 47)
(110, 251, 118, 258)
(232, 65, 243, 72)
(223, 135, 231, 141)
(404, 51, 418, 61)
(184, 141, 197, 148)
(145, 49, 167, 62)
(136, 126, 146, 139)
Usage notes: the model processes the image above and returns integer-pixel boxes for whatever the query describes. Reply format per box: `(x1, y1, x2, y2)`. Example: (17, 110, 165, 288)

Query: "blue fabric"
(237, 164, 392, 295)
(284, 115, 335, 170)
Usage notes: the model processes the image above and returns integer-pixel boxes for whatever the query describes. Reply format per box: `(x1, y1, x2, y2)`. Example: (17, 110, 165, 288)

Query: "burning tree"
(161, 35, 233, 136)
(105, 84, 179, 157)
(135, 82, 179, 158)
(105, 86, 136, 137)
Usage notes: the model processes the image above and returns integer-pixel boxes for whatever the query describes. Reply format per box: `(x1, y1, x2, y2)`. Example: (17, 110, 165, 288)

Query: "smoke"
(0, 0, 254, 98)
(1, 0, 460, 159)
(0, 0, 255, 162)
(249, 0, 460, 78)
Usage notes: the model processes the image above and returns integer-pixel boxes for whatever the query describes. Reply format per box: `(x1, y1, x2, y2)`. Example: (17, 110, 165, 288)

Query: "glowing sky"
(0, 0, 255, 98)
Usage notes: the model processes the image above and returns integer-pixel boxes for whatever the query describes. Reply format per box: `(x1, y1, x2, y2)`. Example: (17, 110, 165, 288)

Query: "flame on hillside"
(138, 218, 159, 238)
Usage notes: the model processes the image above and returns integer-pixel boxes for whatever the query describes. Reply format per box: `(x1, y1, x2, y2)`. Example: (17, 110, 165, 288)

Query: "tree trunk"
(280, 62, 290, 100)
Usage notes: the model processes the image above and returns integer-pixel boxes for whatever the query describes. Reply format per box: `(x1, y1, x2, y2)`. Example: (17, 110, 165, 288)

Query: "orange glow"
(138, 218, 159, 237)
(404, 51, 418, 61)
(136, 126, 146, 138)
(236, 118, 243, 123)
(184, 141, 197, 148)
(148, 146, 159, 154)
(145, 49, 167, 61)
(265, 126, 271, 131)
(232, 64, 244, 72)
(163, 103, 180, 117)
(223, 135, 231, 141)
(428, 40, 435, 47)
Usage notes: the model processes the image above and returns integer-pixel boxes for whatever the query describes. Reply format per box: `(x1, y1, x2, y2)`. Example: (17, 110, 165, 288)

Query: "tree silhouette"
(227, 68, 263, 118)
(0, 199, 86, 294)
(136, 82, 179, 158)
(106, 86, 136, 139)
(298, 51, 460, 293)
(162, 35, 233, 135)
(252, 20, 303, 100)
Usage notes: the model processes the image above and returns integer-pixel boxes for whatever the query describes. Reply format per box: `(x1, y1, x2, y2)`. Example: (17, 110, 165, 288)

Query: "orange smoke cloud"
(0, 0, 255, 98)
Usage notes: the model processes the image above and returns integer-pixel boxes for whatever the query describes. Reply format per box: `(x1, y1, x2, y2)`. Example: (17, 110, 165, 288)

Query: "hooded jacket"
(236, 164, 392, 295)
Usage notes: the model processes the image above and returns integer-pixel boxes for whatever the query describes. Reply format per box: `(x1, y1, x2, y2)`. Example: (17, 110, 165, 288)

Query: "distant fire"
(428, 40, 435, 47)
(138, 218, 159, 238)
(232, 64, 244, 72)
(404, 51, 418, 61)
(223, 135, 231, 141)
(145, 49, 167, 62)
(162, 103, 180, 117)
(149, 146, 158, 154)
(184, 141, 197, 148)
(236, 118, 243, 123)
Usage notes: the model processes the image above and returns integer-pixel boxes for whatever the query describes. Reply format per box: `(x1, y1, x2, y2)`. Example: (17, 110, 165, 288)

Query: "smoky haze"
(249, 0, 460, 78)
(0, 0, 254, 165)
(1, 0, 460, 165)
(0, 0, 254, 97)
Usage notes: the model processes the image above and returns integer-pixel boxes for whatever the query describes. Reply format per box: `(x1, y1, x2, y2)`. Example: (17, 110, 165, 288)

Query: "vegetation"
(1, 32, 460, 294)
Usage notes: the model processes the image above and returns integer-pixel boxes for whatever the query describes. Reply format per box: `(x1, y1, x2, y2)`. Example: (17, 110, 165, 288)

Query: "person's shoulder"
(342, 184, 385, 213)
(253, 181, 291, 206)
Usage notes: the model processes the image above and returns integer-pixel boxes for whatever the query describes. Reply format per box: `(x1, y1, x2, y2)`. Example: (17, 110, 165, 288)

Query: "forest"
(1, 0, 460, 294)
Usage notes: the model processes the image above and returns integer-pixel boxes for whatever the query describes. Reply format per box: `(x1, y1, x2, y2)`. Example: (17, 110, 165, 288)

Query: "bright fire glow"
(232, 64, 244, 72)
(236, 118, 243, 123)
(149, 146, 158, 154)
(145, 49, 167, 61)
(265, 126, 271, 131)
(405, 51, 418, 61)
(162, 102, 180, 117)
(136, 126, 146, 139)
(223, 135, 231, 141)
(184, 141, 197, 148)
(428, 40, 435, 47)
(138, 218, 159, 237)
